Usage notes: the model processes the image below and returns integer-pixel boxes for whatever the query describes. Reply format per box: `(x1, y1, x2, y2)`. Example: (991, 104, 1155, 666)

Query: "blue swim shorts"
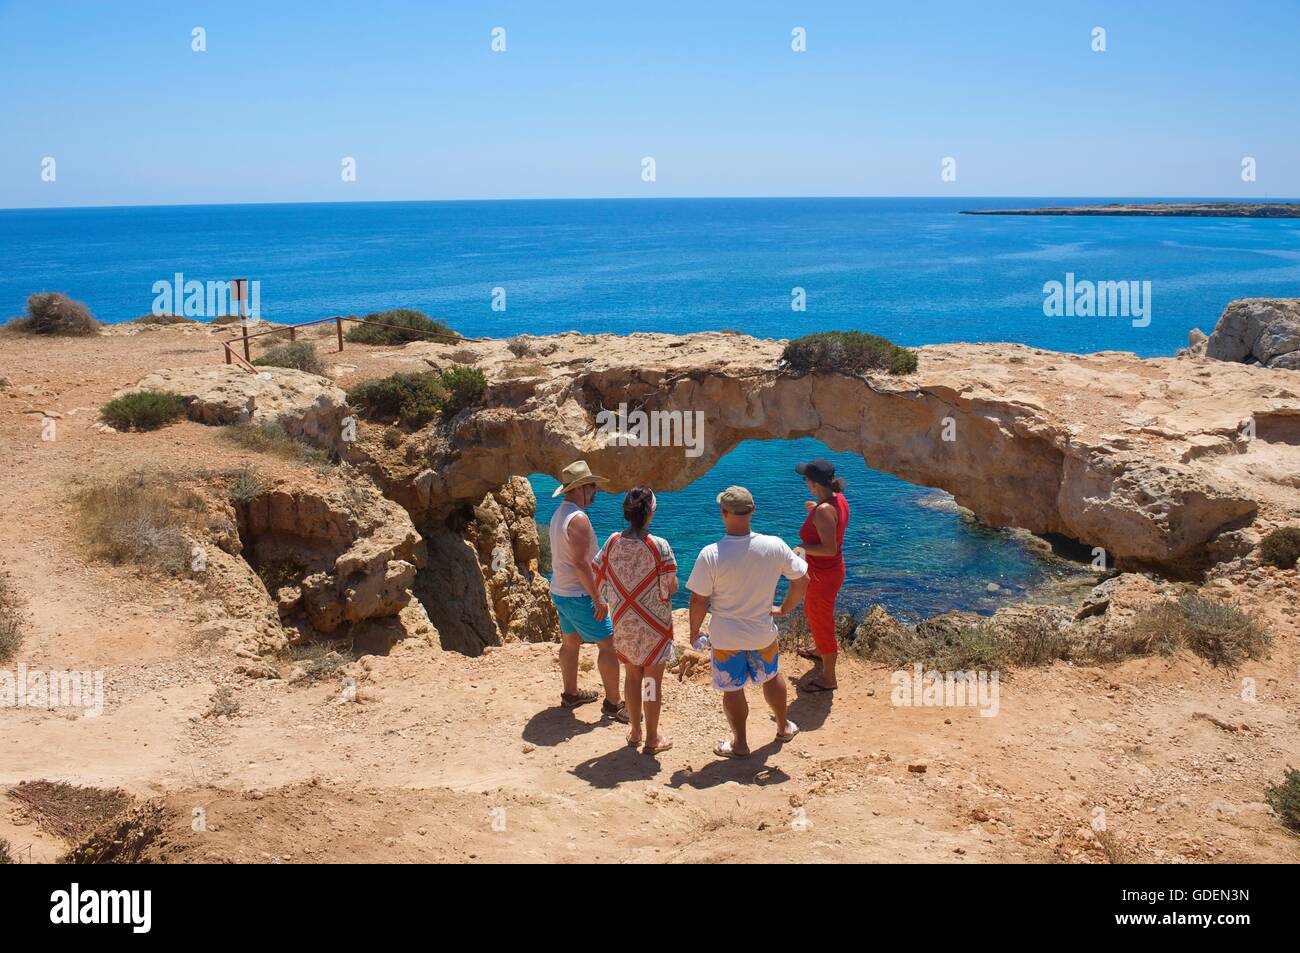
(552, 594, 614, 643)
(711, 640, 780, 692)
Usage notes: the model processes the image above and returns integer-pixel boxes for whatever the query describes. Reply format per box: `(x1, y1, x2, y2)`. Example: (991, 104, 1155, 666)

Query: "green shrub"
(1265, 768, 1300, 832)
(1127, 595, 1271, 668)
(440, 366, 488, 416)
(536, 523, 552, 575)
(349, 372, 447, 428)
(99, 390, 187, 431)
(132, 313, 194, 325)
(1260, 526, 1300, 570)
(2, 292, 100, 336)
(349, 366, 487, 428)
(383, 427, 403, 449)
(782, 330, 918, 376)
(345, 309, 459, 345)
(253, 340, 324, 375)
(0, 571, 24, 664)
(226, 464, 266, 504)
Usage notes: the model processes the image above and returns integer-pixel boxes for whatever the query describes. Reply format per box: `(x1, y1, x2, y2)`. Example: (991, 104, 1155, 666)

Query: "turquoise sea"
(4, 197, 1298, 618)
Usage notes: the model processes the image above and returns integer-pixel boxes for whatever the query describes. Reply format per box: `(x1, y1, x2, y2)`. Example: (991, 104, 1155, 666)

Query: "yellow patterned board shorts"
(710, 640, 780, 692)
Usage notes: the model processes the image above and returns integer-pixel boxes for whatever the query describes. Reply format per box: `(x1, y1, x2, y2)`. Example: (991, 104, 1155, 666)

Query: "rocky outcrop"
(1205, 298, 1300, 370)
(234, 473, 426, 635)
(123, 365, 352, 454)
(415, 478, 558, 655)
(357, 332, 1300, 574)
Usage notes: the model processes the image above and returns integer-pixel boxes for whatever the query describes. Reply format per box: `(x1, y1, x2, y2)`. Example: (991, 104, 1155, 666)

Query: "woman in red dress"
(793, 458, 850, 692)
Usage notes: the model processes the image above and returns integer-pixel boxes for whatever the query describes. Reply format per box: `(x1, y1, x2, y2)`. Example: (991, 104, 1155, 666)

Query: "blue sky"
(1, 0, 1297, 208)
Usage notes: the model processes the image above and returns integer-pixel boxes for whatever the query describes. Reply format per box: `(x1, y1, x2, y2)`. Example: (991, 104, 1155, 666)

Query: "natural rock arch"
(381, 333, 1289, 573)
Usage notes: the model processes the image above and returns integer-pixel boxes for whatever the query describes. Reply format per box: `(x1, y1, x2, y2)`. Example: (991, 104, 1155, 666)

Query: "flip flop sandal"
(796, 648, 822, 662)
(714, 739, 749, 759)
(601, 699, 630, 724)
(643, 739, 674, 755)
(776, 719, 800, 743)
(802, 679, 836, 694)
(561, 688, 599, 708)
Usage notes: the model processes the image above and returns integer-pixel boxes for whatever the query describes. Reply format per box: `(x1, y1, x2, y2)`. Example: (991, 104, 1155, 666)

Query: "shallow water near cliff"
(5, 196, 1296, 617)
(532, 437, 1093, 619)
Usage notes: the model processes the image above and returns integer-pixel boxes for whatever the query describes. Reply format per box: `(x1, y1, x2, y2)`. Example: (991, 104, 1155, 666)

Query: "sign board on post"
(231, 278, 252, 362)
(231, 278, 250, 322)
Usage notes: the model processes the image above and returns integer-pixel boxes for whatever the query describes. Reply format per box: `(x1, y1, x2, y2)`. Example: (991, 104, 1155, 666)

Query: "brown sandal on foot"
(561, 688, 599, 708)
(601, 699, 630, 724)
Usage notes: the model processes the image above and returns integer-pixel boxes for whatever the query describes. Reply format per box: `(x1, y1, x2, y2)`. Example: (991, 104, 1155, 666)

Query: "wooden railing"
(220, 315, 465, 371)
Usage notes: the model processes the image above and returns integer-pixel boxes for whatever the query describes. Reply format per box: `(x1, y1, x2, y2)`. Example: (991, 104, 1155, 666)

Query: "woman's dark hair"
(623, 485, 655, 535)
(828, 476, 846, 493)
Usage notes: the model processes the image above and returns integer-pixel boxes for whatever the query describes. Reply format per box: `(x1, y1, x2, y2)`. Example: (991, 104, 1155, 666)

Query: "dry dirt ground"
(1, 324, 1297, 864)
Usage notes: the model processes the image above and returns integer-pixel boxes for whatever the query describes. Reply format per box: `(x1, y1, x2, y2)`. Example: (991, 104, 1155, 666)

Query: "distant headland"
(961, 202, 1300, 218)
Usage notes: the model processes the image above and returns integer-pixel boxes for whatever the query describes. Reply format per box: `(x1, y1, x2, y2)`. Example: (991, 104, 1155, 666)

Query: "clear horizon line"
(3, 194, 1297, 214)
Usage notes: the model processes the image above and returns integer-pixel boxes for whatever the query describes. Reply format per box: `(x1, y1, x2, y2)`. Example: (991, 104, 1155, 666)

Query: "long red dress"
(798, 493, 850, 655)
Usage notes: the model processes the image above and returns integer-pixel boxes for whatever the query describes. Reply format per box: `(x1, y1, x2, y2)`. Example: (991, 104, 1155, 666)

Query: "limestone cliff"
(359, 331, 1300, 575)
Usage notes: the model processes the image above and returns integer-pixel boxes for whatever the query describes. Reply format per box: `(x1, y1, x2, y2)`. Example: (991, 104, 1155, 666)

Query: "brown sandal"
(561, 688, 599, 708)
(601, 699, 630, 724)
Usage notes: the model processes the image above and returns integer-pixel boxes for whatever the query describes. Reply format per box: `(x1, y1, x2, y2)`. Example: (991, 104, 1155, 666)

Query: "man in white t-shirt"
(686, 485, 809, 758)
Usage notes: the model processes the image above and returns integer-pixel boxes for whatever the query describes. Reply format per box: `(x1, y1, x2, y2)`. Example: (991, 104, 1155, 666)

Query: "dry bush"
(1127, 595, 1271, 668)
(205, 686, 241, 719)
(74, 471, 207, 575)
(1095, 830, 1132, 864)
(221, 421, 328, 465)
(502, 359, 547, 378)
(0, 837, 13, 864)
(0, 571, 24, 664)
(1265, 768, 1300, 832)
(865, 614, 1010, 671)
(132, 313, 194, 325)
(8, 780, 133, 842)
(2, 292, 100, 336)
(285, 642, 356, 682)
(506, 335, 537, 357)
(253, 340, 323, 375)
(999, 611, 1068, 666)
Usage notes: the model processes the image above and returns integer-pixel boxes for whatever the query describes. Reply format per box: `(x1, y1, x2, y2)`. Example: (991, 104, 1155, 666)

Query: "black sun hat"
(795, 458, 836, 487)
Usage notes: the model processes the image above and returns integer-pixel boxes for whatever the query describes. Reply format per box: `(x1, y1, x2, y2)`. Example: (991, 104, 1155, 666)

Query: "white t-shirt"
(686, 532, 808, 651)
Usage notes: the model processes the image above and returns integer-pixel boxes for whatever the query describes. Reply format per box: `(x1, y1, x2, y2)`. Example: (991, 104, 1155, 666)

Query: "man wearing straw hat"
(548, 460, 628, 723)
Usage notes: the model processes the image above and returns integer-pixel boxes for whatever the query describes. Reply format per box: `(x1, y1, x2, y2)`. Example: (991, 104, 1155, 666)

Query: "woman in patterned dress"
(592, 486, 678, 753)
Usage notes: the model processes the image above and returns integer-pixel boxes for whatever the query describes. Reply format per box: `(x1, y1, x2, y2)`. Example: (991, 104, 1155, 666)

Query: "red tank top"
(799, 493, 850, 570)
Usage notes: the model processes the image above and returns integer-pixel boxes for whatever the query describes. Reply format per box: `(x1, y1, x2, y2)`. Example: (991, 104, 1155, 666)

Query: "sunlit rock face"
(1206, 298, 1300, 370)
(359, 331, 1298, 574)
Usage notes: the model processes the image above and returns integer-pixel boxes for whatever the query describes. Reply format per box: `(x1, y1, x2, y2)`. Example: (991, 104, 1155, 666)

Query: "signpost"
(232, 278, 252, 362)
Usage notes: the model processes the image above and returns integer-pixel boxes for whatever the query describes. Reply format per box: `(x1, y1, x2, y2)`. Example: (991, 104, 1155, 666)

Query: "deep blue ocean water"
(4, 197, 1298, 618)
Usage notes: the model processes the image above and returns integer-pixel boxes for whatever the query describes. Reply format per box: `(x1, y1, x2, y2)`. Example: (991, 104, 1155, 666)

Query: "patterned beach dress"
(592, 532, 678, 667)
